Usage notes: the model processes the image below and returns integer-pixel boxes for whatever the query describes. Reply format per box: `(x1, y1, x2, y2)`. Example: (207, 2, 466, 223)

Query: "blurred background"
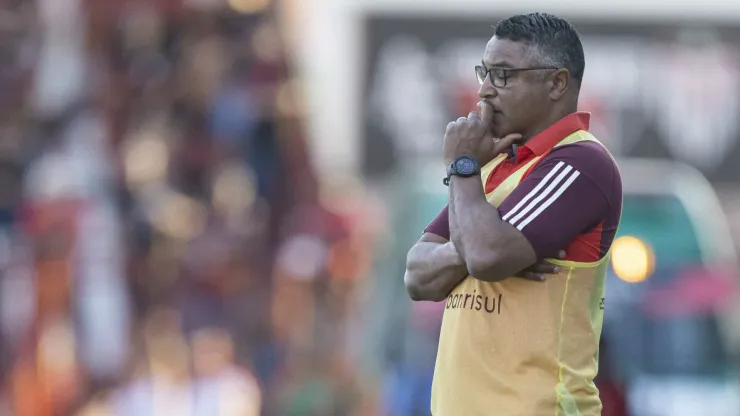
(2, 0, 740, 415)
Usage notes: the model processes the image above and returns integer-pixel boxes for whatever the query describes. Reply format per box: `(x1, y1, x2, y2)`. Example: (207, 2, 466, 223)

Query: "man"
(404, 13, 622, 416)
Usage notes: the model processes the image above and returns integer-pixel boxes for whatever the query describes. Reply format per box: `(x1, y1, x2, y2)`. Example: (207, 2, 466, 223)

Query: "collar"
(504, 112, 591, 161)
(522, 112, 591, 157)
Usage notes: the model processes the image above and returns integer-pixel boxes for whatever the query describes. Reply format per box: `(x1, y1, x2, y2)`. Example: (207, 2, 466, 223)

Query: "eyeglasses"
(475, 64, 559, 88)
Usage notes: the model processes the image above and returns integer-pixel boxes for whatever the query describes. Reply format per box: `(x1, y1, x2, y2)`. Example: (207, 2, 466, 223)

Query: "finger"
(491, 133, 524, 155)
(516, 271, 546, 282)
(478, 101, 495, 131)
(492, 134, 524, 154)
(496, 133, 525, 148)
(528, 263, 560, 274)
(468, 111, 481, 122)
(457, 116, 467, 123)
(446, 121, 456, 132)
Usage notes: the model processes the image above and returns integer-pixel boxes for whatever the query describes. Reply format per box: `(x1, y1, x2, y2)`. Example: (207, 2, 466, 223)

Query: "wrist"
(445, 154, 476, 166)
(442, 242, 465, 266)
(449, 173, 481, 184)
(444, 155, 481, 186)
(449, 174, 485, 203)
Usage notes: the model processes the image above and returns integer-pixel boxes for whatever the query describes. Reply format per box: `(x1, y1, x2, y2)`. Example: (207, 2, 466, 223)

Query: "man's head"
(477, 13, 585, 139)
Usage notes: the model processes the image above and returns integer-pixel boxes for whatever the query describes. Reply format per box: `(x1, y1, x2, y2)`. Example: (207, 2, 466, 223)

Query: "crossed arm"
(404, 229, 562, 301)
(448, 175, 539, 281)
(404, 144, 615, 302)
(404, 218, 541, 302)
(404, 175, 543, 302)
(404, 232, 469, 302)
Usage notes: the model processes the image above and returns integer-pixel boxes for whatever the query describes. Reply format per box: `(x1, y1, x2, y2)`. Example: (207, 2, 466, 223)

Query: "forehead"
(483, 36, 535, 68)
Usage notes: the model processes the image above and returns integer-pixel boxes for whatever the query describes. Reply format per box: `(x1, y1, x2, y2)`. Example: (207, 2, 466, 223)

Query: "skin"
(405, 36, 578, 300)
(405, 232, 565, 301)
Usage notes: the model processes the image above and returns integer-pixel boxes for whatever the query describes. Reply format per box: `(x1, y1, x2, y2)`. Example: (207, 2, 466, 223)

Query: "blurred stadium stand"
(2, 0, 740, 415)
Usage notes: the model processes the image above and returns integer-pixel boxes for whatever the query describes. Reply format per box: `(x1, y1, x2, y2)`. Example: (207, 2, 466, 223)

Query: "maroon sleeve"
(498, 141, 620, 259)
(423, 205, 450, 240)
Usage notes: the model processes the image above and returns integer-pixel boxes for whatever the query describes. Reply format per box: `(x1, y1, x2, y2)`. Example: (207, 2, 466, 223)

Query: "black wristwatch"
(443, 156, 481, 186)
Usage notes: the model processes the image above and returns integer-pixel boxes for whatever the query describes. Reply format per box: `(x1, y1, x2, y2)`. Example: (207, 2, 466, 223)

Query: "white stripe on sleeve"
(501, 161, 565, 222)
(505, 164, 574, 226)
(515, 170, 581, 231)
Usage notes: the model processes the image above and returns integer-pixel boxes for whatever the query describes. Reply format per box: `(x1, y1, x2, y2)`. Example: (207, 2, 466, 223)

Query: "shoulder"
(547, 140, 617, 170)
(543, 141, 620, 188)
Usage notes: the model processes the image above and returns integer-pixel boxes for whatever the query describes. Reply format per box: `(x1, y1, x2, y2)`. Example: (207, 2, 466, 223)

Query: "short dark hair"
(494, 13, 585, 86)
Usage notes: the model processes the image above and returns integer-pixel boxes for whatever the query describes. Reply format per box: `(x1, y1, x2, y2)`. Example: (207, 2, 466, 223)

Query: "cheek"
(499, 91, 529, 122)
(510, 90, 545, 120)
(497, 95, 539, 136)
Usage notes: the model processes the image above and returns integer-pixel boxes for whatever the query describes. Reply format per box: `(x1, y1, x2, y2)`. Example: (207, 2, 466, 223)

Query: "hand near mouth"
(443, 101, 524, 166)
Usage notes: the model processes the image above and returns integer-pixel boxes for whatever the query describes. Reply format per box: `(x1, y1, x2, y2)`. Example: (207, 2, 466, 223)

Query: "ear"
(548, 68, 570, 101)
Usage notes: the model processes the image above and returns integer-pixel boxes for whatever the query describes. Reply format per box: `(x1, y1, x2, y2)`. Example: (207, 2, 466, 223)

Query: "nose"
(478, 75, 497, 99)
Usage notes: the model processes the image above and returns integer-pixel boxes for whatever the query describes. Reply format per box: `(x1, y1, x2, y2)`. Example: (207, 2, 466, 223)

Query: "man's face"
(478, 37, 552, 138)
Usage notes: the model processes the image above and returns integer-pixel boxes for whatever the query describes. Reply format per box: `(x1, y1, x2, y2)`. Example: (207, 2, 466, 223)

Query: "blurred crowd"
(0, 0, 377, 415)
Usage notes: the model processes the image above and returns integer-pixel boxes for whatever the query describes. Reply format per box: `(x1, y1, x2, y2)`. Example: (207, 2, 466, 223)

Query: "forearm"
(449, 176, 507, 270)
(449, 175, 522, 281)
(404, 241, 468, 302)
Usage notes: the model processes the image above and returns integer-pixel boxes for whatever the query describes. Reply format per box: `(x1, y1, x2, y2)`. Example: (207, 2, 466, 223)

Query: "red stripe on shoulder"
(563, 220, 603, 262)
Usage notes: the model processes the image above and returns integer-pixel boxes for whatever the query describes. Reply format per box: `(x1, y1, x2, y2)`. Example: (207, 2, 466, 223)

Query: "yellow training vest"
(431, 131, 615, 416)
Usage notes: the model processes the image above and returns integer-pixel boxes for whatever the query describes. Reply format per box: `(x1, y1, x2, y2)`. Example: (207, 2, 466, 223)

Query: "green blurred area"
(618, 195, 703, 265)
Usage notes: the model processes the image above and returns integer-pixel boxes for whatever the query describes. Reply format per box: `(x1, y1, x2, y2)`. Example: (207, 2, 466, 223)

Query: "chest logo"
(446, 291, 502, 314)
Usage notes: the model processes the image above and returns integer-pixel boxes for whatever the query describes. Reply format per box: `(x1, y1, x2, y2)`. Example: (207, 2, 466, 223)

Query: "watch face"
(455, 157, 477, 175)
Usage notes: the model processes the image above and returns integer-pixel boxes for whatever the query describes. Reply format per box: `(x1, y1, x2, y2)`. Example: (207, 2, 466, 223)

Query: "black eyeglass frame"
(475, 64, 560, 87)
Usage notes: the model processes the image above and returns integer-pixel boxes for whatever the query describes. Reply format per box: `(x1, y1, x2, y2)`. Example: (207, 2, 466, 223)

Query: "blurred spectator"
(0, 1, 371, 415)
